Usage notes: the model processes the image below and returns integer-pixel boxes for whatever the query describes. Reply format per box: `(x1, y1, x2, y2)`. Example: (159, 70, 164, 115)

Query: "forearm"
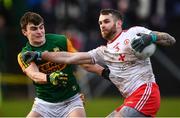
(42, 51, 93, 64)
(24, 62, 47, 84)
(153, 31, 176, 46)
(81, 64, 104, 76)
(41, 51, 68, 63)
(25, 70, 47, 84)
(81, 64, 110, 81)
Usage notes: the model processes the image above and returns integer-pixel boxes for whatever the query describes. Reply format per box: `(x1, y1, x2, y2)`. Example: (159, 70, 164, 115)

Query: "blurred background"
(0, 0, 180, 116)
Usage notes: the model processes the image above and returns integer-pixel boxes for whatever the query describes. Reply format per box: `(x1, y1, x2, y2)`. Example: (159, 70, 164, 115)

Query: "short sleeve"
(17, 52, 30, 72)
(134, 26, 152, 34)
(88, 46, 105, 64)
(67, 39, 77, 53)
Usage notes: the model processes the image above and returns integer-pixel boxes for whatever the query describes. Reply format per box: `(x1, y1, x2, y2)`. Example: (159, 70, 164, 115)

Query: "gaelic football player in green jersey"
(17, 12, 109, 117)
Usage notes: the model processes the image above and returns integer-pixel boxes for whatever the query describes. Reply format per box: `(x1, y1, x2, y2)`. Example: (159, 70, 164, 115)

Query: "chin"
(101, 33, 106, 38)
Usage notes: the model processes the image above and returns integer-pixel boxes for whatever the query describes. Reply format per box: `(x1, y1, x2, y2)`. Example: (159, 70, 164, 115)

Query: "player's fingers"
(137, 33, 146, 37)
(131, 40, 138, 47)
(136, 33, 144, 36)
(132, 40, 140, 49)
(26, 58, 31, 63)
(138, 45, 145, 52)
(134, 43, 142, 52)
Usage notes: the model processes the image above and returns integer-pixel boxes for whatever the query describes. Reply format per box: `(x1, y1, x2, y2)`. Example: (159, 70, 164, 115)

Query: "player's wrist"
(46, 74, 51, 83)
(149, 32, 157, 43)
(101, 66, 110, 81)
(35, 51, 42, 60)
(46, 74, 58, 85)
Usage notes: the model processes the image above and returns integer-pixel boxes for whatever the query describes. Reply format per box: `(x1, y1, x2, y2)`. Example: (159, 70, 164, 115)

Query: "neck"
(30, 39, 46, 47)
(108, 29, 122, 43)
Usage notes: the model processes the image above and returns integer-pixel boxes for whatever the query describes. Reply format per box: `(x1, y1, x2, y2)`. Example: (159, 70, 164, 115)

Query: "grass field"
(0, 97, 180, 117)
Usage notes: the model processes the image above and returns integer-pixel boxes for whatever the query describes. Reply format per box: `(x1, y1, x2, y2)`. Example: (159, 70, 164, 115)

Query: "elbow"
(171, 36, 176, 45)
(31, 74, 39, 83)
(157, 33, 177, 46)
(165, 33, 176, 46)
(31, 74, 46, 84)
(168, 35, 176, 46)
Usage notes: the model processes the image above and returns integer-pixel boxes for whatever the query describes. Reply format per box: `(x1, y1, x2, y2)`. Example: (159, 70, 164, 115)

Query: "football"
(134, 43, 156, 59)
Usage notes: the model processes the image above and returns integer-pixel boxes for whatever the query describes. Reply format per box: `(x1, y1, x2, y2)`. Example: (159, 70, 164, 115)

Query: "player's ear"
(22, 29, 27, 36)
(116, 20, 122, 28)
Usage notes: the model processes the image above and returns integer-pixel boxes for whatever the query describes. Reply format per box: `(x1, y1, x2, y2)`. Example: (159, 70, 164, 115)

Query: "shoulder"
(17, 47, 26, 64)
(18, 45, 29, 56)
(45, 33, 68, 47)
(89, 45, 106, 52)
(125, 26, 143, 31)
(45, 34, 67, 40)
(45, 34, 73, 51)
(17, 43, 32, 61)
(124, 26, 152, 34)
(17, 51, 29, 71)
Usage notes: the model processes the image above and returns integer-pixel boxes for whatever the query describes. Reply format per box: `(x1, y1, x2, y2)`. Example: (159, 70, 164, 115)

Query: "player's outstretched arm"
(153, 31, 176, 46)
(41, 51, 93, 64)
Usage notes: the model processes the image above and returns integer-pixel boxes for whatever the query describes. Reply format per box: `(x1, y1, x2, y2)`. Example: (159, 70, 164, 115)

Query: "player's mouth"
(36, 35, 43, 38)
(101, 30, 108, 33)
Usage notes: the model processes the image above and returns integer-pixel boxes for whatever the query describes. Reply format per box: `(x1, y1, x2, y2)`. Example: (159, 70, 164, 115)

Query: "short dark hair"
(20, 12, 44, 30)
(100, 9, 123, 21)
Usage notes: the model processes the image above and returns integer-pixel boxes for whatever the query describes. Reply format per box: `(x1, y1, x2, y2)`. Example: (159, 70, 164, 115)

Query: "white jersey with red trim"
(88, 26, 156, 98)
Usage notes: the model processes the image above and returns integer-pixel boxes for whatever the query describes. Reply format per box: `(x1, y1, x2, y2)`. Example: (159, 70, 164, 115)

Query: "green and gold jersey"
(17, 34, 80, 102)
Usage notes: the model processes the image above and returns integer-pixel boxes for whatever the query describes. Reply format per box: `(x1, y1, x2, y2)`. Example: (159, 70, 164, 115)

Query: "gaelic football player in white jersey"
(22, 9, 176, 117)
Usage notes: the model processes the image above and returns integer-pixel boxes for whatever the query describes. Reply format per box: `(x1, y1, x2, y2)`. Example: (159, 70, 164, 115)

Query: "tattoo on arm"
(153, 31, 176, 46)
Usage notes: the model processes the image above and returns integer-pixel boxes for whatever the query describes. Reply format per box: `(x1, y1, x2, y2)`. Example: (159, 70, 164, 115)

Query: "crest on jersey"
(124, 39, 130, 45)
(53, 47, 60, 52)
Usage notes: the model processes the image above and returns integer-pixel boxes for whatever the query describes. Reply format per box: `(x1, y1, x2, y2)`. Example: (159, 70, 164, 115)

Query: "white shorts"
(31, 93, 84, 117)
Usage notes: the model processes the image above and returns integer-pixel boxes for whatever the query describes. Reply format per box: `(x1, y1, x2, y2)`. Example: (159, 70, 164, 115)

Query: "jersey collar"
(107, 31, 122, 44)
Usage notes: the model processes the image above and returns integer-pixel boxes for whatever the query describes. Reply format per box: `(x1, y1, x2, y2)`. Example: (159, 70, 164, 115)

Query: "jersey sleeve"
(66, 38, 77, 53)
(128, 26, 152, 43)
(88, 46, 105, 64)
(134, 26, 152, 34)
(17, 52, 30, 72)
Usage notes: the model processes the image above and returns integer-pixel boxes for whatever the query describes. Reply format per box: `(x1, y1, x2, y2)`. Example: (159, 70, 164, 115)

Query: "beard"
(101, 24, 116, 40)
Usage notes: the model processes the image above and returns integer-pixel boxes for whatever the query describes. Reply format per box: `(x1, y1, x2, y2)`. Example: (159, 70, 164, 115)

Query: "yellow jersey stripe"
(17, 53, 30, 71)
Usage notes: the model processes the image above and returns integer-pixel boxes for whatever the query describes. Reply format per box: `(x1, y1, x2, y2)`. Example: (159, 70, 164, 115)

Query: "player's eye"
(39, 26, 44, 30)
(104, 20, 110, 24)
(39, 24, 44, 29)
(30, 27, 37, 31)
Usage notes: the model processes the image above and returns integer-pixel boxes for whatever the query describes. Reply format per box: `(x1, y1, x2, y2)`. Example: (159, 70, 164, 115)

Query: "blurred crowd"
(0, 0, 180, 74)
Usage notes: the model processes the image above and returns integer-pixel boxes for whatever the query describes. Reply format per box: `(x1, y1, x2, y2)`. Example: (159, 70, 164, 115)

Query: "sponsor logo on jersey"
(38, 47, 67, 73)
(38, 62, 67, 74)
(72, 85, 77, 91)
(53, 47, 60, 52)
